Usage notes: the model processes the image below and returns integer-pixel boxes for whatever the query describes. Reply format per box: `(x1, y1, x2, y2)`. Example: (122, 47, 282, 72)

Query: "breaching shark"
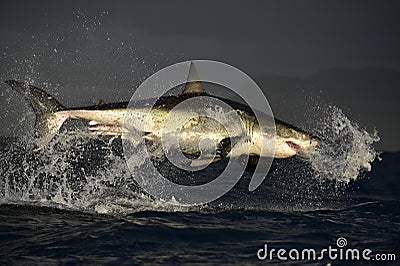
(5, 63, 318, 173)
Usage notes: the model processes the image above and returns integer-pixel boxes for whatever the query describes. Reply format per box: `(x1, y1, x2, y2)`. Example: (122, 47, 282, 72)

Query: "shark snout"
(291, 137, 319, 159)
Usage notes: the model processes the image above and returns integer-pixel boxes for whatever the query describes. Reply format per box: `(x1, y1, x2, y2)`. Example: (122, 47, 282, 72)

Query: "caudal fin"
(5, 80, 68, 151)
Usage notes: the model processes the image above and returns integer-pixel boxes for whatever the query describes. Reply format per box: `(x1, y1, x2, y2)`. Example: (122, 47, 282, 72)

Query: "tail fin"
(5, 80, 68, 151)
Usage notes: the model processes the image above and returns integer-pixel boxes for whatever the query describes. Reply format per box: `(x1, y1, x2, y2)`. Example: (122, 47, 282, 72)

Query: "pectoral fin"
(240, 155, 276, 173)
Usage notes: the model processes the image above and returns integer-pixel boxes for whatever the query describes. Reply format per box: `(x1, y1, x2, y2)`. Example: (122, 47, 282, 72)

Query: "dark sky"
(0, 0, 399, 151)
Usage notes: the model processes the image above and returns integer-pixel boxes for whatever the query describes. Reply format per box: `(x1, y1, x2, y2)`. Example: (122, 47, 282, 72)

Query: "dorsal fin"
(181, 62, 206, 95)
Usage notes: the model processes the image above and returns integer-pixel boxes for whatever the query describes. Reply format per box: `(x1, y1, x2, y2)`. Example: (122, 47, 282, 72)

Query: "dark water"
(0, 137, 399, 264)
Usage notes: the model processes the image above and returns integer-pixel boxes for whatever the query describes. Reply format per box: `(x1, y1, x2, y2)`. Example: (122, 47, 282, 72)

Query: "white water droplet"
(310, 106, 379, 183)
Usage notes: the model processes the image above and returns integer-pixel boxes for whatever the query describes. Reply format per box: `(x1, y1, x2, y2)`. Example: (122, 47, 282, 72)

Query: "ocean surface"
(0, 132, 398, 265)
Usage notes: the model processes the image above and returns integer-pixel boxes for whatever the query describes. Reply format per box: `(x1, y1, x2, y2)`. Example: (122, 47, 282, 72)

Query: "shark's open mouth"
(285, 140, 301, 152)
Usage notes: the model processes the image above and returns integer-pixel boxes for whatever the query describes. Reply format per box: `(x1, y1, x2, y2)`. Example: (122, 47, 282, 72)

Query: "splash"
(0, 130, 187, 214)
(0, 11, 179, 214)
(310, 106, 380, 183)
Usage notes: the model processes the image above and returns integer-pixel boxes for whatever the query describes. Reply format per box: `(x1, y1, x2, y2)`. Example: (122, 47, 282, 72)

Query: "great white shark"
(5, 63, 318, 172)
